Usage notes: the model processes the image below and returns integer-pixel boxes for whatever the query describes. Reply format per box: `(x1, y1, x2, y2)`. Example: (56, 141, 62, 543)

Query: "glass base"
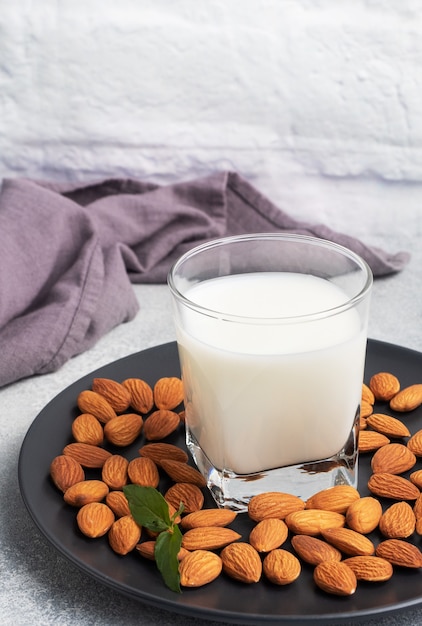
(186, 413, 359, 512)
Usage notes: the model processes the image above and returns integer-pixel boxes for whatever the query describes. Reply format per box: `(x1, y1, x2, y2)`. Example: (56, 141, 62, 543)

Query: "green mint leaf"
(155, 526, 183, 593)
(123, 485, 171, 533)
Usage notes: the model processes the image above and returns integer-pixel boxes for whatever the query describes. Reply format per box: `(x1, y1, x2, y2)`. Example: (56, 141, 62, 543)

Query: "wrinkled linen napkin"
(0, 171, 410, 387)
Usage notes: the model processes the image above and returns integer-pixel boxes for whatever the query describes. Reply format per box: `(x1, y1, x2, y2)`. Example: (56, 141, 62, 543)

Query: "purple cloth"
(0, 171, 410, 387)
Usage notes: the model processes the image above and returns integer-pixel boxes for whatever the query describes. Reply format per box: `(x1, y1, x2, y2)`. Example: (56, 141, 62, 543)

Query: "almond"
(366, 413, 410, 438)
(143, 409, 180, 441)
(368, 473, 420, 501)
(164, 482, 204, 513)
(362, 383, 375, 405)
(101, 454, 129, 490)
(159, 459, 206, 488)
(63, 443, 112, 468)
(407, 429, 422, 457)
(153, 377, 184, 410)
(369, 372, 400, 401)
(413, 494, 422, 535)
(77, 390, 116, 423)
(410, 469, 422, 490)
(262, 549, 301, 585)
(313, 561, 357, 596)
(180, 509, 237, 530)
(376, 539, 422, 568)
(390, 384, 422, 412)
(342, 556, 393, 582)
(127, 457, 159, 488)
(50, 454, 85, 492)
(63, 479, 109, 507)
(371, 443, 417, 474)
(220, 542, 262, 583)
(76, 502, 115, 538)
(104, 413, 143, 446)
(248, 491, 305, 522)
(360, 401, 373, 418)
(290, 534, 342, 565)
(92, 377, 131, 412)
(71, 413, 104, 446)
(285, 509, 345, 536)
(179, 550, 222, 587)
(321, 527, 375, 556)
(345, 496, 382, 534)
(105, 490, 131, 518)
(122, 378, 154, 414)
(108, 515, 142, 555)
(305, 485, 360, 513)
(139, 442, 188, 465)
(181, 527, 241, 551)
(249, 518, 288, 553)
(358, 430, 390, 453)
(379, 501, 416, 539)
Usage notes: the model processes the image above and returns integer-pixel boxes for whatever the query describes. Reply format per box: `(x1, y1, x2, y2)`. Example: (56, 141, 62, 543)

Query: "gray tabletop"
(2, 235, 422, 626)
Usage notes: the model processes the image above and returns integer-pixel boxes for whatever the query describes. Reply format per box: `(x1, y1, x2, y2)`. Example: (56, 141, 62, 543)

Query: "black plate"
(18, 340, 422, 625)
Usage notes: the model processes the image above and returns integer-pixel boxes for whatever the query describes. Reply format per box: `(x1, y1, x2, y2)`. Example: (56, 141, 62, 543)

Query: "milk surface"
(176, 272, 366, 474)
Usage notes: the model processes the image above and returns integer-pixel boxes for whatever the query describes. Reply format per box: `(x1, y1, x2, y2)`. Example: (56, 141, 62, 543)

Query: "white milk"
(176, 272, 366, 475)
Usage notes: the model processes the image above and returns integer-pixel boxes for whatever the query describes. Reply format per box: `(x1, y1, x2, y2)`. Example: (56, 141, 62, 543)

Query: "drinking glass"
(168, 233, 373, 511)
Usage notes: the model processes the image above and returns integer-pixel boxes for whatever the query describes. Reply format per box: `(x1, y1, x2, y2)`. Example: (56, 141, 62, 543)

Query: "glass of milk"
(168, 234, 372, 511)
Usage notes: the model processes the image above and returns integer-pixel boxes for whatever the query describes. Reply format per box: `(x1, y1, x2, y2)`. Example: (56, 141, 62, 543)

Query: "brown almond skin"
(371, 443, 417, 475)
(345, 496, 382, 534)
(181, 527, 241, 551)
(285, 509, 345, 536)
(63, 480, 109, 507)
(291, 534, 342, 565)
(179, 550, 222, 587)
(390, 384, 422, 412)
(153, 377, 184, 410)
(159, 459, 206, 488)
(366, 413, 410, 438)
(376, 539, 422, 568)
(76, 502, 115, 538)
(62, 442, 112, 468)
(77, 390, 117, 423)
(313, 561, 357, 596)
(71, 413, 104, 446)
(368, 473, 420, 501)
(101, 454, 129, 490)
(362, 383, 375, 405)
(122, 378, 154, 414)
(108, 515, 142, 555)
(139, 442, 188, 465)
(164, 482, 204, 513)
(343, 556, 393, 582)
(249, 518, 289, 553)
(410, 470, 422, 490)
(143, 409, 180, 440)
(321, 527, 375, 556)
(104, 413, 143, 447)
(221, 542, 262, 583)
(180, 509, 237, 530)
(305, 485, 360, 514)
(92, 378, 131, 413)
(127, 457, 159, 488)
(369, 372, 400, 401)
(105, 490, 131, 518)
(358, 430, 390, 453)
(248, 491, 305, 522)
(407, 429, 422, 457)
(136, 540, 189, 562)
(379, 501, 416, 539)
(50, 455, 85, 492)
(263, 549, 301, 585)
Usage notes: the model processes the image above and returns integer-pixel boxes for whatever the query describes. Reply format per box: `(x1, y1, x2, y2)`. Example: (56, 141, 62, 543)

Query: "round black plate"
(18, 340, 422, 625)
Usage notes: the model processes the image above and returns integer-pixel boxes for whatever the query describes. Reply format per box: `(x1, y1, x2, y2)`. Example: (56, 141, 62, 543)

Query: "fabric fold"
(0, 171, 410, 387)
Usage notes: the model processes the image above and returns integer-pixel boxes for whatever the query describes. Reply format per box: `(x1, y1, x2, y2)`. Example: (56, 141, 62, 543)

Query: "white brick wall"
(1, 0, 421, 245)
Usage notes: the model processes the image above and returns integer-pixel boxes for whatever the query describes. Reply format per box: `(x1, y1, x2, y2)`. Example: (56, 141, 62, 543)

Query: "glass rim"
(167, 233, 373, 325)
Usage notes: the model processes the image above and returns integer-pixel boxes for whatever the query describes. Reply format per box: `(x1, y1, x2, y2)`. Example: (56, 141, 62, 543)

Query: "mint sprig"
(123, 484, 184, 593)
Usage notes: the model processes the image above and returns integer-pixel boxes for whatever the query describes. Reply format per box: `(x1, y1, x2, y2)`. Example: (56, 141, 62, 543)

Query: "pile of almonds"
(49, 371, 422, 597)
